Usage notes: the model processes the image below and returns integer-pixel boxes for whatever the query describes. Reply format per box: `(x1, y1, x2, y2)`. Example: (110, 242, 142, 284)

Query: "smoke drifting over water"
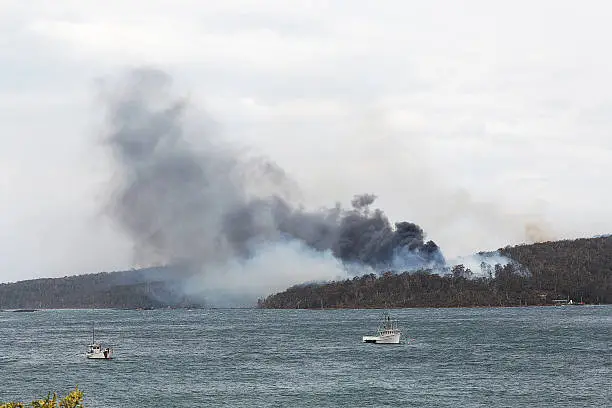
(101, 69, 448, 303)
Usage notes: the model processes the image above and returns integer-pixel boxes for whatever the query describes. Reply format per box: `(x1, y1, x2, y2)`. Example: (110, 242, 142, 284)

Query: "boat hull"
(86, 353, 112, 359)
(362, 333, 401, 344)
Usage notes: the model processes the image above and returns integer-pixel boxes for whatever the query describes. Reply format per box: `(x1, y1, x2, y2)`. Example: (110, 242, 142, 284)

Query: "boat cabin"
(88, 343, 101, 353)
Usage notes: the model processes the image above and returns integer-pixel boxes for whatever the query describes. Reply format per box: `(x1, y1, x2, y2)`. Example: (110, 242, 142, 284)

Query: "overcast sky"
(1, 0, 611, 283)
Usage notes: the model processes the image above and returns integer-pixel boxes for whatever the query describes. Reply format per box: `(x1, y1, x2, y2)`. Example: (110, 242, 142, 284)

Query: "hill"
(0, 267, 202, 310)
(259, 237, 612, 308)
(1, 237, 610, 309)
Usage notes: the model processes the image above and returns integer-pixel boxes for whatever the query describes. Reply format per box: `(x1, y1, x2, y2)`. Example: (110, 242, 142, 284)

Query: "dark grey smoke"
(102, 68, 444, 277)
(351, 193, 376, 210)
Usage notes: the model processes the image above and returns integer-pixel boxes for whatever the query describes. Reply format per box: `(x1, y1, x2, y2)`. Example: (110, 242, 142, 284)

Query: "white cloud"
(1, 0, 612, 283)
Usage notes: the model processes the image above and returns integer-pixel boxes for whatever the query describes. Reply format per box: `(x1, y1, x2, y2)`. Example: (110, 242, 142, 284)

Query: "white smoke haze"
(444, 251, 514, 279)
(182, 241, 352, 307)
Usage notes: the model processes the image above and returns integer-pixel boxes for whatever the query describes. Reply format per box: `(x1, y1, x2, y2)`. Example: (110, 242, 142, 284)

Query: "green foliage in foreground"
(0, 387, 84, 408)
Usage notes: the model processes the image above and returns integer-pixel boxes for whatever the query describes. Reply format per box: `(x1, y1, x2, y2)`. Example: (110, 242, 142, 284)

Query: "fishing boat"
(362, 313, 401, 344)
(86, 323, 113, 360)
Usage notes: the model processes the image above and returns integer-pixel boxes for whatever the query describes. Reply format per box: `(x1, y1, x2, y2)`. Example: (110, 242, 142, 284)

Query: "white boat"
(86, 323, 113, 360)
(362, 313, 401, 344)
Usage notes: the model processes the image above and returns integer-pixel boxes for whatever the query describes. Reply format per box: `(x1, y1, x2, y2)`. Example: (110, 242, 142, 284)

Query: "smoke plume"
(525, 221, 556, 243)
(100, 68, 445, 302)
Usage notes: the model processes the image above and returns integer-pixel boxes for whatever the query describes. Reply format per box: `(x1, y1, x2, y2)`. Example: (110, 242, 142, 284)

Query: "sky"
(1, 0, 611, 283)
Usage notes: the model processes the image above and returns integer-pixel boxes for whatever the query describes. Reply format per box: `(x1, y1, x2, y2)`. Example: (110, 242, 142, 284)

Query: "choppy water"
(0, 306, 610, 407)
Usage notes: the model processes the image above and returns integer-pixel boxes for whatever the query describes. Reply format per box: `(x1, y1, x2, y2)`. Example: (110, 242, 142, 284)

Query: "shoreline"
(1, 303, 607, 312)
(259, 303, 606, 311)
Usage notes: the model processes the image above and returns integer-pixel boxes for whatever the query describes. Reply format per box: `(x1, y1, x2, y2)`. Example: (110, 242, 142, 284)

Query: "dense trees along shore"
(1, 237, 610, 310)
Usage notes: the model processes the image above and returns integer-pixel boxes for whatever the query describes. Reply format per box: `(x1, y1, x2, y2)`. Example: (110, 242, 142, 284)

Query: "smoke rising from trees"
(100, 68, 446, 302)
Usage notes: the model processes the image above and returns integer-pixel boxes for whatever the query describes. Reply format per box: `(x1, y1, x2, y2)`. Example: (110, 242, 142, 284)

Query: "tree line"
(0, 267, 198, 310)
(0, 236, 610, 309)
(259, 236, 612, 308)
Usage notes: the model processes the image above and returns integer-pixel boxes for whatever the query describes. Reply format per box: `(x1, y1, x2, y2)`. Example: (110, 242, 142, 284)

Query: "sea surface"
(0, 306, 610, 407)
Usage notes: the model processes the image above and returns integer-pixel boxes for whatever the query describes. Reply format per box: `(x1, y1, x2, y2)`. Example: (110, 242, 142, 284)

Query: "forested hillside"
(0, 267, 200, 309)
(259, 237, 612, 308)
(1, 237, 610, 309)
(498, 237, 611, 304)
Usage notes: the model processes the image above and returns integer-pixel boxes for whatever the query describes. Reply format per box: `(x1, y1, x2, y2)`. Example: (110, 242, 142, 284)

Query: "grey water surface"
(1, 306, 610, 407)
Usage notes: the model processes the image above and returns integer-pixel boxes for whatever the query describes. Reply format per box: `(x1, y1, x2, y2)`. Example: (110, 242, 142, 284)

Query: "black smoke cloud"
(224, 195, 445, 270)
(102, 68, 444, 283)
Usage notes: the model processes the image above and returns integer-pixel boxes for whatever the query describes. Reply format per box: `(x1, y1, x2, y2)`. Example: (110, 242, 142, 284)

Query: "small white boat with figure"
(86, 323, 113, 360)
(362, 313, 401, 344)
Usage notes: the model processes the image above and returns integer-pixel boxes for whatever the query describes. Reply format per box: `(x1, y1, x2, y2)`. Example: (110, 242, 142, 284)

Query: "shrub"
(0, 387, 84, 408)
